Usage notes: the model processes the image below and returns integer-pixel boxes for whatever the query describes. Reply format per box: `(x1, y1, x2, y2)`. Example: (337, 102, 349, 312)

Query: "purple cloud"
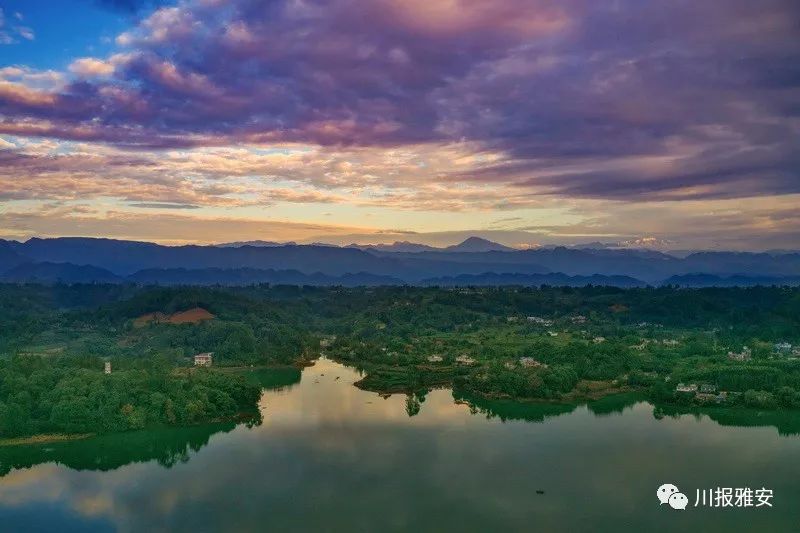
(0, 0, 798, 200)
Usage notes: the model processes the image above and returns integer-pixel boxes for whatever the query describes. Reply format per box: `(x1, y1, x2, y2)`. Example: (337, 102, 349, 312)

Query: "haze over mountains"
(1, 237, 799, 287)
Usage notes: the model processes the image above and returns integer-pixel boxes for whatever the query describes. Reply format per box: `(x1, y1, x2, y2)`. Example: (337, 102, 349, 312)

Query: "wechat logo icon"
(658, 484, 688, 510)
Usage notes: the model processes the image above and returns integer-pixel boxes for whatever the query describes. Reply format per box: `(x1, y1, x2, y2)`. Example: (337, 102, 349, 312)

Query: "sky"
(0, 0, 798, 250)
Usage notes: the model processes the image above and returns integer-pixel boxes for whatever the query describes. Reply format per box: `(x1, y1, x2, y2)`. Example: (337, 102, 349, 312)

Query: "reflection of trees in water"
(405, 395, 421, 417)
(242, 367, 302, 391)
(460, 389, 800, 435)
(454, 390, 643, 423)
(585, 393, 643, 416)
(453, 391, 577, 423)
(0, 366, 293, 478)
(404, 390, 427, 417)
(653, 404, 800, 436)
(0, 413, 261, 477)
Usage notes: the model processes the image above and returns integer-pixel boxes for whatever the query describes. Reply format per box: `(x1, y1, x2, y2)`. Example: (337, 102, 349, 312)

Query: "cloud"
(129, 202, 201, 209)
(0, 136, 573, 213)
(0, 66, 65, 90)
(0, 0, 794, 203)
(69, 58, 116, 78)
(0, 8, 35, 44)
(0, 0, 799, 250)
(16, 26, 34, 41)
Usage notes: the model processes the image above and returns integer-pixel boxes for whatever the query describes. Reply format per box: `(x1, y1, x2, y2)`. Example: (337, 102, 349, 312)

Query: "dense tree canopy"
(0, 282, 799, 438)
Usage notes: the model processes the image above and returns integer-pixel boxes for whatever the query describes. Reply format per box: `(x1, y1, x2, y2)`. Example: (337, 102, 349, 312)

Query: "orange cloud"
(69, 57, 116, 77)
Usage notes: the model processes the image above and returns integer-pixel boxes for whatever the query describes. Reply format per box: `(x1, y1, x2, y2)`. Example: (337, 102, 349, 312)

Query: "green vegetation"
(0, 283, 799, 441)
(0, 354, 261, 439)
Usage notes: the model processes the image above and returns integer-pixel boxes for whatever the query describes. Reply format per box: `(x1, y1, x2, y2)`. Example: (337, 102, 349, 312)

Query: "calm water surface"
(1, 357, 799, 532)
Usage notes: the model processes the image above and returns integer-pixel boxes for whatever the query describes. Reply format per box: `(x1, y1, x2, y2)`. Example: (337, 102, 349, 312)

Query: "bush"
(743, 389, 777, 409)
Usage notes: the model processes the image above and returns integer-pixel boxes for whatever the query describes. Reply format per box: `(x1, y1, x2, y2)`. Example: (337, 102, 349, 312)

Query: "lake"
(1, 357, 799, 532)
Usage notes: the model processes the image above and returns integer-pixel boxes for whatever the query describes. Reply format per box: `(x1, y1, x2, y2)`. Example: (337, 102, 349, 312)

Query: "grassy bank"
(0, 433, 94, 447)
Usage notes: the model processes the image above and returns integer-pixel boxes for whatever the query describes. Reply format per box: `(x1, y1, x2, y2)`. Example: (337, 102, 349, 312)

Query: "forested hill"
(1, 284, 797, 362)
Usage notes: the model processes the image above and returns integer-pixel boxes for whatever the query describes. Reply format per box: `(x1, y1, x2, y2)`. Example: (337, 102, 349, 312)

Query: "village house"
(104, 361, 111, 374)
(527, 316, 553, 326)
(675, 383, 698, 393)
(455, 354, 476, 365)
(548, 331, 559, 337)
(774, 342, 792, 354)
(728, 346, 752, 361)
(427, 355, 443, 363)
(570, 315, 587, 324)
(194, 352, 213, 366)
(593, 336, 606, 344)
(699, 384, 717, 394)
(319, 336, 336, 348)
(662, 339, 680, 346)
(519, 357, 547, 369)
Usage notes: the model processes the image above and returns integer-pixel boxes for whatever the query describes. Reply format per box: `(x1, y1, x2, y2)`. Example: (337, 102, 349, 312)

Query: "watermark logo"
(657, 484, 688, 510)
(694, 487, 773, 508)
(658, 484, 773, 510)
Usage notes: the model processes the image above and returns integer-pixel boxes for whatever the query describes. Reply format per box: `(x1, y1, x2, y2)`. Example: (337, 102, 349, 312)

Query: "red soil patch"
(134, 307, 215, 327)
(133, 312, 167, 328)
(168, 307, 215, 324)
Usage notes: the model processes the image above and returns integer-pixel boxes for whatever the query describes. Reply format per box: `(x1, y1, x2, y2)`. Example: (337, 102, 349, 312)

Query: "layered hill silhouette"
(1, 237, 798, 287)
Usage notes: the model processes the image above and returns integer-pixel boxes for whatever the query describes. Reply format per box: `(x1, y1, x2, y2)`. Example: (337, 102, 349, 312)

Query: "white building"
(194, 352, 213, 366)
(775, 342, 792, 353)
(527, 316, 553, 326)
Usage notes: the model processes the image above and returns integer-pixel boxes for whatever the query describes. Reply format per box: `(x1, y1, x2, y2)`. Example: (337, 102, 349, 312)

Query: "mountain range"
(0, 237, 798, 287)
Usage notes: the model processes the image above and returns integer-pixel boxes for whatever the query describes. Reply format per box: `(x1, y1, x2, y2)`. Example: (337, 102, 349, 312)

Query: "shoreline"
(208, 359, 317, 372)
(0, 433, 95, 447)
(0, 411, 261, 448)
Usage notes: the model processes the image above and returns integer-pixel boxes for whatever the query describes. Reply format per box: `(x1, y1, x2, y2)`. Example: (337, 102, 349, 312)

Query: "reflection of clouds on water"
(0, 464, 61, 492)
(1, 358, 799, 532)
(257, 357, 478, 428)
(0, 463, 146, 526)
